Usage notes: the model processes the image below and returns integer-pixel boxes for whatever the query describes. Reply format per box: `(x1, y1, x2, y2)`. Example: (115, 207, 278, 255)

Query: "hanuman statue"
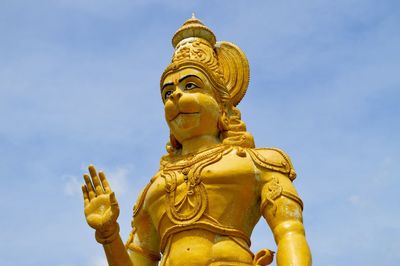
(81, 16, 312, 266)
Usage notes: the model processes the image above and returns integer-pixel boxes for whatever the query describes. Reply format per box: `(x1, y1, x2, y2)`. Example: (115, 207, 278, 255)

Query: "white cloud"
(348, 195, 361, 206)
(63, 166, 132, 198)
(63, 175, 81, 197)
(89, 255, 108, 266)
(103, 166, 132, 197)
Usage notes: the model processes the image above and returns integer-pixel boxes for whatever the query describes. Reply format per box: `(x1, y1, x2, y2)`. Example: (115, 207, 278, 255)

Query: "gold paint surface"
(81, 15, 311, 266)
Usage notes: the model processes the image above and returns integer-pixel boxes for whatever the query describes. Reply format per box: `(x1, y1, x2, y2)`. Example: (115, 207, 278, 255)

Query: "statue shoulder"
(246, 147, 297, 181)
(133, 173, 159, 218)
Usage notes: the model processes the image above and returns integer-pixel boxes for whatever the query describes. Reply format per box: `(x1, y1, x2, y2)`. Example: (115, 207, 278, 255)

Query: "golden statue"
(81, 16, 312, 266)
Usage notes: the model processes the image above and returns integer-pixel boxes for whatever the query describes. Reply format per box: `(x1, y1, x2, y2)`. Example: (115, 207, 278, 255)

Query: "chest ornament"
(161, 145, 232, 225)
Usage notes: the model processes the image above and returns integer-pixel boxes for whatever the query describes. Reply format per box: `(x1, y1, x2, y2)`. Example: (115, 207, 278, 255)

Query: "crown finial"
(172, 15, 216, 48)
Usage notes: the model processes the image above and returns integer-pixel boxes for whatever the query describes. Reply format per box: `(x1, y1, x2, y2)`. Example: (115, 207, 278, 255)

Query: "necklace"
(162, 144, 230, 172)
(161, 144, 232, 225)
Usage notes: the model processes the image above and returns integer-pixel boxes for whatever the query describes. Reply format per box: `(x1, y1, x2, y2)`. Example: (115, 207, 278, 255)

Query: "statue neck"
(181, 135, 221, 156)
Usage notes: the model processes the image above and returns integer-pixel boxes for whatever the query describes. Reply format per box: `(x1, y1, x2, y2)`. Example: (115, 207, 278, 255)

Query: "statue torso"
(132, 145, 293, 265)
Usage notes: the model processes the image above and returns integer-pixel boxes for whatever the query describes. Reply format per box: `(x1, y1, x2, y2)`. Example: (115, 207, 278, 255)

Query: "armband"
(261, 177, 303, 215)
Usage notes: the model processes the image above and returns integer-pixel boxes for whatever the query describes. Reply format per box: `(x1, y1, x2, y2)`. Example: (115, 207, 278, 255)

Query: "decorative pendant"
(162, 145, 230, 225)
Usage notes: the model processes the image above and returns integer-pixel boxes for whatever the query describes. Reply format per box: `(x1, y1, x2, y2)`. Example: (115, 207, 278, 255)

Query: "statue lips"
(169, 111, 200, 122)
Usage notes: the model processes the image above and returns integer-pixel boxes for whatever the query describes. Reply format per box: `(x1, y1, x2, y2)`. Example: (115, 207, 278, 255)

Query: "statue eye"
(164, 90, 173, 100)
(185, 82, 198, 90)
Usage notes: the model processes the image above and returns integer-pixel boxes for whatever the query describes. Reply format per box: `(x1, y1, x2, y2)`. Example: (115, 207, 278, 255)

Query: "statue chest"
(144, 148, 260, 228)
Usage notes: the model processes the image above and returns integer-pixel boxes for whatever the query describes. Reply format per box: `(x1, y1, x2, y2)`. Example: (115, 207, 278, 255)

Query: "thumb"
(109, 192, 120, 219)
(109, 192, 118, 205)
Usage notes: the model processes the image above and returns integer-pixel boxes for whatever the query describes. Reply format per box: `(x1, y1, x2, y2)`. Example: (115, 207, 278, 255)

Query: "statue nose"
(171, 90, 182, 100)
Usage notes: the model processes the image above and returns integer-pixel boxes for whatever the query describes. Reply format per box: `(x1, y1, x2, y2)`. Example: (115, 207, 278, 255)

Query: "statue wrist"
(95, 223, 120, 245)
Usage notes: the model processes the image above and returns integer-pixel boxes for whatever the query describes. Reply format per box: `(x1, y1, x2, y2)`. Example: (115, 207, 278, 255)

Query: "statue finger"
(83, 173, 96, 200)
(81, 185, 90, 207)
(88, 165, 98, 179)
(99, 171, 111, 193)
(88, 165, 104, 195)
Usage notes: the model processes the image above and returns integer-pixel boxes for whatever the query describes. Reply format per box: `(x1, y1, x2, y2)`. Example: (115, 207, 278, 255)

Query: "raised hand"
(82, 165, 120, 235)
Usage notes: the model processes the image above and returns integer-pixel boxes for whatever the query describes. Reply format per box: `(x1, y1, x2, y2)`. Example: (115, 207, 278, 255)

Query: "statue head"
(160, 15, 255, 154)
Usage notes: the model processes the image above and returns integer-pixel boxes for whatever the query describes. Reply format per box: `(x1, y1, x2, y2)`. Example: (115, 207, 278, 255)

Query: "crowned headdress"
(161, 14, 250, 107)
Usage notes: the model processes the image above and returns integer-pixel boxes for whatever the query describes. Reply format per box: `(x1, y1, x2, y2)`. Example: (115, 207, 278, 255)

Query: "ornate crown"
(161, 15, 250, 106)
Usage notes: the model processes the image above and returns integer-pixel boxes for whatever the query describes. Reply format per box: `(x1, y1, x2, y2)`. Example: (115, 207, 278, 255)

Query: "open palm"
(82, 165, 119, 232)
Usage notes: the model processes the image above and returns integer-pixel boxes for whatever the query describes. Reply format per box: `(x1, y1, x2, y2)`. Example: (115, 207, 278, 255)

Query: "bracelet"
(95, 223, 120, 245)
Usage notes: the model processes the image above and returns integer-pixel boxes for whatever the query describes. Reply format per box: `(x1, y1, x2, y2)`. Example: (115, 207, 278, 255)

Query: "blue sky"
(1, 1, 399, 265)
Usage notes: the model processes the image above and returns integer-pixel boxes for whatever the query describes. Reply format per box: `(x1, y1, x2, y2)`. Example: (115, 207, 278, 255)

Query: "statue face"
(161, 68, 220, 144)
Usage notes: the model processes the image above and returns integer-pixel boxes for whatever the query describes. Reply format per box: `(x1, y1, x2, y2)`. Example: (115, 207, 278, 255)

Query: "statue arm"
(260, 170, 312, 266)
(81, 165, 133, 266)
(250, 148, 311, 265)
(102, 235, 134, 266)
